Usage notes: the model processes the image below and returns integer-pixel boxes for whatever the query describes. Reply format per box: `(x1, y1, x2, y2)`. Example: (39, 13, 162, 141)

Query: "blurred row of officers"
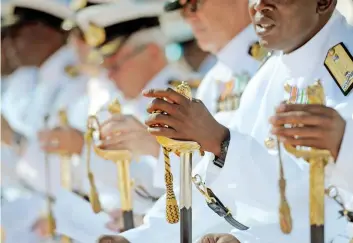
(1, 0, 353, 242)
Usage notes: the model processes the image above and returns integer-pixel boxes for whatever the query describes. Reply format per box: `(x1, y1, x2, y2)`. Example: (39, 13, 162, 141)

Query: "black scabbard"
(180, 208, 192, 243)
(311, 225, 324, 243)
(123, 210, 134, 230)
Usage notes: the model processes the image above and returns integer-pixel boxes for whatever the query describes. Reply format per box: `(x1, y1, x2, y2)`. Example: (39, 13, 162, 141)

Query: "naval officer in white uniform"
(97, 0, 353, 242)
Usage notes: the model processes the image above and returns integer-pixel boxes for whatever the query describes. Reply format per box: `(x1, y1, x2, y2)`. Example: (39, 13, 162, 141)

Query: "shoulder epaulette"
(324, 42, 353, 96)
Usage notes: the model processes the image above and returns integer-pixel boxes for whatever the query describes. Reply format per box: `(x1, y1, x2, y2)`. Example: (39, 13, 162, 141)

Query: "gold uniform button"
(264, 137, 276, 149)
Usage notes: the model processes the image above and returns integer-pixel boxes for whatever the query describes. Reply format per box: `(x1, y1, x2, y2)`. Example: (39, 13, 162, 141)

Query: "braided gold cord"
(163, 146, 179, 224)
(277, 139, 292, 234)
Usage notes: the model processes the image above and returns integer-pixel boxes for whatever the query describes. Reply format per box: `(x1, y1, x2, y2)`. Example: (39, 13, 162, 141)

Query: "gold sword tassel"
(58, 110, 73, 243)
(277, 139, 292, 234)
(163, 146, 180, 223)
(85, 118, 102, 213)
(43, 115, 56, 239)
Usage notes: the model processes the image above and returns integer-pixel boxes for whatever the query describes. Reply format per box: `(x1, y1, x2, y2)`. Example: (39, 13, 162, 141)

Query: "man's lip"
(255, 23, 276, 37)
(254, 14, 276, 27)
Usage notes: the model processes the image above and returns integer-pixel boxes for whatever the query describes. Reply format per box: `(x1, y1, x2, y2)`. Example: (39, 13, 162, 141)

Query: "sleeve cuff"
(205, 130, 241, 182)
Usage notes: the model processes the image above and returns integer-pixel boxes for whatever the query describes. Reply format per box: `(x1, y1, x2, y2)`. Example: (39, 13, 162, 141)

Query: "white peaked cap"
(76, 0, 164, 33)
(10, 0, 74, 21)
(159, 10, 194, 43)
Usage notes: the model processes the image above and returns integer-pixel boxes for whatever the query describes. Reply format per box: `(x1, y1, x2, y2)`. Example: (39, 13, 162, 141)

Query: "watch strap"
(213, 129, 230, 168)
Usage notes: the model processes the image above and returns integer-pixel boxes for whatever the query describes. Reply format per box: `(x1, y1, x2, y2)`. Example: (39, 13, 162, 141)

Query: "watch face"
(207, 202, 227, 217)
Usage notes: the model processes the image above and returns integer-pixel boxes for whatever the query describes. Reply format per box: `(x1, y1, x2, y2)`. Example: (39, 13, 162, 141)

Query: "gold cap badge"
(84, 22, 106, 47)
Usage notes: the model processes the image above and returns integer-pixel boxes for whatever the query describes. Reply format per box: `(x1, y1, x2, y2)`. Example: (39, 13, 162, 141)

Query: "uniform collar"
(216, 25, 259, 73)
(280, 11, 341, 78)
(38, 45, 77, 81)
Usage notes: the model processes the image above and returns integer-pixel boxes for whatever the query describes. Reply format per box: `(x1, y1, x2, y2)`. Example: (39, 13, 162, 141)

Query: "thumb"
(198, 234, 217, 243)
(199, 234, 240, 243)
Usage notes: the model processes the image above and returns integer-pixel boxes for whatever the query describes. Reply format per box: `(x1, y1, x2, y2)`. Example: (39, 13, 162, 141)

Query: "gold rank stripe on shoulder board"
(168, 79, 201, 89)
(324, 42, 353, 96)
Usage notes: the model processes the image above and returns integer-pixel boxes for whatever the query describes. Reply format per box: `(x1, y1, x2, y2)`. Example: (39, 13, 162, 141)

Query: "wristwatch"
(213, 129, 230, 168)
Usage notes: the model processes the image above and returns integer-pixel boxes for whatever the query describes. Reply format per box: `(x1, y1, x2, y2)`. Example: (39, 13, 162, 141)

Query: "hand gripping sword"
(154, 82, 201, 243)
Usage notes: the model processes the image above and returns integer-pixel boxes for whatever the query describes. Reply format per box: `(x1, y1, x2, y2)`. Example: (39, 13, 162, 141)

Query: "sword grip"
(123, 210, 134, 230)
(309, 158, 325, 243)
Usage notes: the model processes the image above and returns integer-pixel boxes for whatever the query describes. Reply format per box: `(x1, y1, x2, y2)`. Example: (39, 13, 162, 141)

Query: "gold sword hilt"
(153, 82, 201, 224)
(90, 99, 134, 228)
(276, 81, 332, 238)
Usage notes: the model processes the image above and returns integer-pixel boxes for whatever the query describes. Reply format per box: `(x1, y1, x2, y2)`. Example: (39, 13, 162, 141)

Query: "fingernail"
(279, 136, 286, 142)
(142, 89, 149, 95)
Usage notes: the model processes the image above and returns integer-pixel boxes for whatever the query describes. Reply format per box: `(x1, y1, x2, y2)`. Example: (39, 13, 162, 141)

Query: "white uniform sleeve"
(328, 118, 353, 193)
(205, 127, 311, 212)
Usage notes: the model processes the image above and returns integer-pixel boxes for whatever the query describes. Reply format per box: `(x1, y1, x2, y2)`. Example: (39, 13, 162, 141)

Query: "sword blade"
(180, 152, 192, 243)
(122, 210, 134, 230)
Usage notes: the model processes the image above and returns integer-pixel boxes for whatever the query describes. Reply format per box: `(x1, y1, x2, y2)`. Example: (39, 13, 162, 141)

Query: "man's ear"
(145, 42, 160, 57)
(317, 0, 336, 14)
